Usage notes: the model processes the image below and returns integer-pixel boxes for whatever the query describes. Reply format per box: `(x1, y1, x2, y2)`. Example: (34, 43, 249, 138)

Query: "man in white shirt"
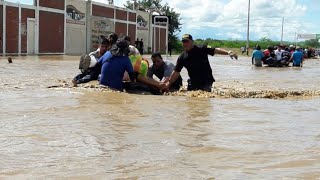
(275, 45, 285, 61)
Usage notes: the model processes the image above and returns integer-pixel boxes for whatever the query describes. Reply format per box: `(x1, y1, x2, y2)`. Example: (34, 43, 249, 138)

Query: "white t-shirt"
(275, 49, 284, 60)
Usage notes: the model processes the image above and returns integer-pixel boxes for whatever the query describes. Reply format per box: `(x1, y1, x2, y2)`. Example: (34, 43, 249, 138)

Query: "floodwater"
(0, 55, 320, 179)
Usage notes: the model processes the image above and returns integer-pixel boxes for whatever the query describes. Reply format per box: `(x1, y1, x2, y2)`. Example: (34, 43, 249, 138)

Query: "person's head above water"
(267, 46, 273, 51)
(255, 45, 261, 50)
(110, 38, 130, 56)
(108, 33, 118, 45)
(182, 34, 194, 51)
(99, 36, 110, 56)
(124, 36, 131, 43)
(151, 52, 164, 69)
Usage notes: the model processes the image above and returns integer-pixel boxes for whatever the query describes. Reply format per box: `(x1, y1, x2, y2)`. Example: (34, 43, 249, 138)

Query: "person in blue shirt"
(290, 47, 304, 67)
(252, 45, 265, 67)
(98, 38, 164, 92)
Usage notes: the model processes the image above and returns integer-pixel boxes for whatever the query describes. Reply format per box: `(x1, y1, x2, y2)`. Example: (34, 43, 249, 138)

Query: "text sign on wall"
(90, 16, 114, 51)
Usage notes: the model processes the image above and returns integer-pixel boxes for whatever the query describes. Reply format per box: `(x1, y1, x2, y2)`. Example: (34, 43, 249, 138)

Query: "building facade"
(0, 0, 168, 55)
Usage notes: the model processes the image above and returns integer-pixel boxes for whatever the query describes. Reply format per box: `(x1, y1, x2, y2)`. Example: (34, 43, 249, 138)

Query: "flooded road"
(0, 55, 320, 179)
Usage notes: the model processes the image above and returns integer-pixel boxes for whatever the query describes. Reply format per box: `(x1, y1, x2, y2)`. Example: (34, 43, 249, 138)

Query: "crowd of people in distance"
(252, 44, 305, 67)
(72, 33, 238, 93)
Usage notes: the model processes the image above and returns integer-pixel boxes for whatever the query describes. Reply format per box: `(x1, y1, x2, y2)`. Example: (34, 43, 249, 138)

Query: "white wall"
(65, 0, 86, 55)
(136, 10, 150, 53)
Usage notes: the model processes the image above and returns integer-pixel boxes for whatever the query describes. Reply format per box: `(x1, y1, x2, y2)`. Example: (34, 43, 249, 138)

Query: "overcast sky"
(8, 0, 320, 41)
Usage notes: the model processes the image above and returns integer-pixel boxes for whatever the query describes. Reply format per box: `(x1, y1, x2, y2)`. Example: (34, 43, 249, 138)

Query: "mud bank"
(49, 80, 320, 99)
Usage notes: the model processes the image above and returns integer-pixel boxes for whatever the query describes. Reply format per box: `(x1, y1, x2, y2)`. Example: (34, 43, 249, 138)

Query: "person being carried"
(99, 38, 164, 91)
(163, 34, 238, 92)
(290, 47, 304, 67)
(72, 37, 110, 87)
(252, 45, 264, 67)
(148, 52, 182, 91)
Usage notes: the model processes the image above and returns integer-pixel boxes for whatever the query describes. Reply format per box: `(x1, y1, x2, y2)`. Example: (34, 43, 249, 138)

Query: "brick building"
(0, 0, 168, 55)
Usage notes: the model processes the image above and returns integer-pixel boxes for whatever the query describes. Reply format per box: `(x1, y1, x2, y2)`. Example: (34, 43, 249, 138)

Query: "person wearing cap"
(148, 52, 182, 91)
(99, 38, 164, 91)
(289, 45, 295, 54)
(252, 45, 264, 67)
(164, 34, 238, 92)
(72, 37, 111, 87)
(290, 47, 304, 67)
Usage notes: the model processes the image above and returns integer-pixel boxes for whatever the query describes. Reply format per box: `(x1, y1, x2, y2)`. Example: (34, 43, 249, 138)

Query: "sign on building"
(66, 4, 86, 25)
(90, 16, 114, 51)
(297, 34, 316, 40)
(137, 15, 148, 31)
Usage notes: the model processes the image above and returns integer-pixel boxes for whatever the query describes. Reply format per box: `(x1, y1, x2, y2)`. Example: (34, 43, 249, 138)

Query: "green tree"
(304, 39, 320, 48)
(259, 37, 272, 42)
(124, 0, 182, 50)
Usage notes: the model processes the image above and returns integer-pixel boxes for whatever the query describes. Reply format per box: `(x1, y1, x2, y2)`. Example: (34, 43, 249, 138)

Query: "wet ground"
(0, 55, 320, 179)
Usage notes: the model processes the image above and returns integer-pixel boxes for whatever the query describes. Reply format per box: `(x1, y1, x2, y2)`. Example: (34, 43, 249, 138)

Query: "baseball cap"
(182, 34, 193, 41)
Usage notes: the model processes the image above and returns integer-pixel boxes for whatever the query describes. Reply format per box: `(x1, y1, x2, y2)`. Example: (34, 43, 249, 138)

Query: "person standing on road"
(163, 34, 238, 92)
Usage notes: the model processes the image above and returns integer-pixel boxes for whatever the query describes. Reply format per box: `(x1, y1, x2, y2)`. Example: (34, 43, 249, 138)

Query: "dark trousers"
(168, 49, 172, 56)
(187, 79, 213, 92)
(73, 73, 94, 84)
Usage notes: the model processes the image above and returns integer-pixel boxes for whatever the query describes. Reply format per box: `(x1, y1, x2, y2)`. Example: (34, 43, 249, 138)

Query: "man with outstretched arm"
(163, 34, 238, 92)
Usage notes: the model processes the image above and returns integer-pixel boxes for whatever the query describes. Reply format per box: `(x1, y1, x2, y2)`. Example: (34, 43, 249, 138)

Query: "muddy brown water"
(0, 55, 320, 179)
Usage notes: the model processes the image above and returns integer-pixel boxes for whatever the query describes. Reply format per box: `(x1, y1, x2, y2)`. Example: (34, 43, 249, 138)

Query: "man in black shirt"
(164, 34, 238, 92)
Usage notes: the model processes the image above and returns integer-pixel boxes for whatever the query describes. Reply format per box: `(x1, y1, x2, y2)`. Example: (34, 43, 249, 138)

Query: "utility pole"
(281, 17, 284, 43)
(246, 0, 251, 56)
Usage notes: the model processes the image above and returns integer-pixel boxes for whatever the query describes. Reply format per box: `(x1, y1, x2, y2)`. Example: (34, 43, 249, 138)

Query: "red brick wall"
(128, 24, 136, 45)
(160, 28, 166, 52)
(39, 11, 64, 53)
(39, 0, 65, 10)
(0, 5, 3, 54)
(154, 27, 160, 52)
(92, 5, 114, 18)
(21, 8, 35, 53)
(116, 9, 127, 21)
(6, 6, 19, 53)
(115, 22, 127, 38)
(128, 12, 136, 22)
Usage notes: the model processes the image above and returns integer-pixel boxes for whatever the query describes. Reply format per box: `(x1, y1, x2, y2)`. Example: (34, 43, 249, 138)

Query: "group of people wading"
(72, 33, 238, 93)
